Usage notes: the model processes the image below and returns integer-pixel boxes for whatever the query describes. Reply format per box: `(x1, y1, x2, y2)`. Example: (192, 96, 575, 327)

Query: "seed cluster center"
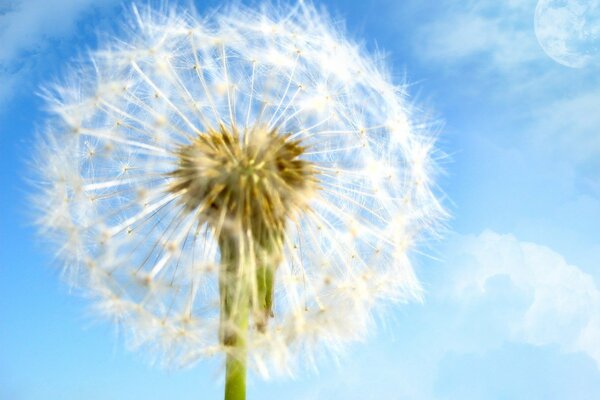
(169, 126, 317, 243)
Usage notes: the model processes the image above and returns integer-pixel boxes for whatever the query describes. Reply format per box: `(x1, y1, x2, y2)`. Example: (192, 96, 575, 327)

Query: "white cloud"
(411, 0, 600, 166)
(415, 1, 543, 71)
(0, 0, 119, 109)
(445, 230, 600, 366)
(0, 0, 105, 63)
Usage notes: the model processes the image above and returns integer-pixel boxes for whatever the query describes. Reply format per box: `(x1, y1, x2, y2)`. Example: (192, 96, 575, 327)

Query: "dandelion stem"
(220, 236, 249, 400)
(225, 347, 247, 400)
(219, 232, 282, 400)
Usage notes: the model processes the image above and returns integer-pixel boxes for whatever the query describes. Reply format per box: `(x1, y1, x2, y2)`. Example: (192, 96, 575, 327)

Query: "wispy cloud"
(411, 0, 600, 169)
(528, 87, 600, 165)
(415, 0, 543, 73)
(0, 0, 119, 111)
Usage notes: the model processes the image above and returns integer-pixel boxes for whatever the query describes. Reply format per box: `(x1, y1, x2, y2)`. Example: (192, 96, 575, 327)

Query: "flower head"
(34, 2, 444, 376)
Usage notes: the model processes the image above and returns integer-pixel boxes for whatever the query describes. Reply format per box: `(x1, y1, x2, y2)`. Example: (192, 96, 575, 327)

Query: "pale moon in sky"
(534, 0, 600, 68)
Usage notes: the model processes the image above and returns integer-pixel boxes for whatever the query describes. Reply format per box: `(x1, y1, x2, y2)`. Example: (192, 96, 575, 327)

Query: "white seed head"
(33, 2, 445, 376)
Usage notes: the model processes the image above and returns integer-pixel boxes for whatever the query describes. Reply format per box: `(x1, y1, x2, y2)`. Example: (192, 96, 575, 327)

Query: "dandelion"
(34, 2, 444, 399)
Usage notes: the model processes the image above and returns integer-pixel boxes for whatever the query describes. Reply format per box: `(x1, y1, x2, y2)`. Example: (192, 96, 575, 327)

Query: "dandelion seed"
(33, 2, 445, 399)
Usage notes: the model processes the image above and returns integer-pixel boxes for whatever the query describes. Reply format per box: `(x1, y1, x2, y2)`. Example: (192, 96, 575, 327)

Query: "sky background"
(1, 0, 600, 399)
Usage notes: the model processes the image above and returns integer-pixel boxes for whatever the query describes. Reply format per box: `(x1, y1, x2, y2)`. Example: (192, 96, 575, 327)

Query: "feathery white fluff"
(34, 1, 445, 376)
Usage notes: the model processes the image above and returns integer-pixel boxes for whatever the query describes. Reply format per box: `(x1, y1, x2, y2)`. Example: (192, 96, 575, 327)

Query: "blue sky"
(1, 0, 599, 399)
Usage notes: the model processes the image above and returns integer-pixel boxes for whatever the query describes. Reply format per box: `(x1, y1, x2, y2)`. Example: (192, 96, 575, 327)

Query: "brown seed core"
(169, 126, 317, 243)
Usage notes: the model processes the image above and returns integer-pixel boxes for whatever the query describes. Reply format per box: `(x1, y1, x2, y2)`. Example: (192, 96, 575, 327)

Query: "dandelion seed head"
(33, 1, 445, 376)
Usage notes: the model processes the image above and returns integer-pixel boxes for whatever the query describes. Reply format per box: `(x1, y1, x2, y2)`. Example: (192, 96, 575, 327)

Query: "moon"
(534, 0, 600, 68)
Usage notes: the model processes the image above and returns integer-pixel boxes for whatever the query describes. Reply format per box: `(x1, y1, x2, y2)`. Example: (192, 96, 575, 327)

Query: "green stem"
(219, 233, 282, 400)
(223, 289, 247, 400)
(220, 237, 249, 400)
(225, 348, 246, 400)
